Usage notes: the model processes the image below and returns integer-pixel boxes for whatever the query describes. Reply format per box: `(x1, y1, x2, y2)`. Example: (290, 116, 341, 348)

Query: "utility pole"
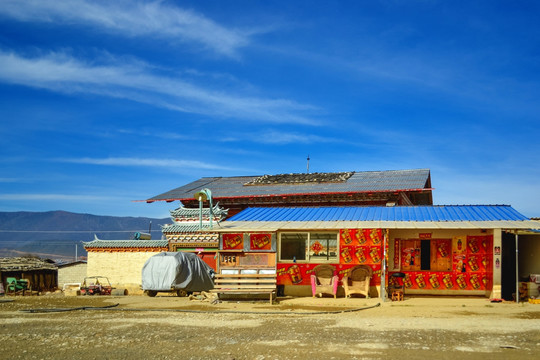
(307, 155, 310, 173)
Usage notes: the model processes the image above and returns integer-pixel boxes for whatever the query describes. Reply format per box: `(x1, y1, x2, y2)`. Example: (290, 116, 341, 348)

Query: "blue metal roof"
(227, 205, 529, 222)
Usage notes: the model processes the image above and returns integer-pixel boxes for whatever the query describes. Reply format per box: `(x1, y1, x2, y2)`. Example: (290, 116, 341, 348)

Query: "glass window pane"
(280, 233, 307, 261)
(309, 233, 338, 262)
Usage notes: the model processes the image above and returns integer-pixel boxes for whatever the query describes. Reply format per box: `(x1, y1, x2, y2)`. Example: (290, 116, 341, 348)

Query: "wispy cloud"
(0, 0, 251, 57)
(117, 128, 189, 140)
(221, 129, 345, 145)
(55, 157, 239, 171)
(0, 50, 319, 125)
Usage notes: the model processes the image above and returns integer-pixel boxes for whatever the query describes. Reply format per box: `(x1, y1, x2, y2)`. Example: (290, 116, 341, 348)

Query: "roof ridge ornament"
(244, 171, 355, 186)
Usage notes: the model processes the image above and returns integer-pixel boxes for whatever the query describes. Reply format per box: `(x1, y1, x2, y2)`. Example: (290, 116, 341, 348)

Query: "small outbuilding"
(57, 260, 87, 290)
(0, 257, 58, 293)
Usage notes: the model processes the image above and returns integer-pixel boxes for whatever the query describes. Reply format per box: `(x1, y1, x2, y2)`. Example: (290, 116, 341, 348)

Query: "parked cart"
(80, 276, 113, 295)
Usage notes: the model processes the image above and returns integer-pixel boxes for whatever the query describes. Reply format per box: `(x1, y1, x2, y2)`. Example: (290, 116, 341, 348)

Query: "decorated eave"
(168, 232, 220, 248)
(83, 238, 169, 252)
(168, 203, 228, 223)
(161, 223, 217, 234)
(161, 203, 228, 235)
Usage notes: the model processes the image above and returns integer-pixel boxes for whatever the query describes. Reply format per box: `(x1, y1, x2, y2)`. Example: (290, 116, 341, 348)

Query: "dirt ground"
(1, 292, 539, 360)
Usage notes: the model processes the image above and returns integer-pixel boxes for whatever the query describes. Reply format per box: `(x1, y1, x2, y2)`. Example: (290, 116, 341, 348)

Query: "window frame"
(278, 231, 339, 263)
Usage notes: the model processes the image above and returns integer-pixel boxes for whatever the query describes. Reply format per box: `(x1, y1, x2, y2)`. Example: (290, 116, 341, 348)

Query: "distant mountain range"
(0, 211, 169, 261)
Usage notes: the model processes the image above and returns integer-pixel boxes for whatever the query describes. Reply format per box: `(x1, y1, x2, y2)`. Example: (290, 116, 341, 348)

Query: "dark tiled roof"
(169, 204, 228, 220)
(148, 169, 431, 201)
(161, 223, 216, 233)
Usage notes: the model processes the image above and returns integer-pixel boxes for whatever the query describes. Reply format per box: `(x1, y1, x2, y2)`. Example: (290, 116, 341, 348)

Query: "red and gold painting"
(401, 240, 421, 271)
(427, 272, 442, 290)
(341, 228, 383, 247)
(340, 246, 355, 264)
(250, 233, 272, 250)
(467, 235, 493, 255)
(222, 233, 244, 250)
(453, 236, 467, 255)
(455, 273, 470, 290)
(276, 263, 382, 286)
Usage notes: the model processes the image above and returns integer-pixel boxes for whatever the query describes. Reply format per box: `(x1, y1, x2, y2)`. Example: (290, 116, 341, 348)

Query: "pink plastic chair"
(310, 265, 339, 298)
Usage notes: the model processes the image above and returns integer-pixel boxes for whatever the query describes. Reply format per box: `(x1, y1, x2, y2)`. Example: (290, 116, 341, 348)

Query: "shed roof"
(0, 257, 57, 272)
(147, 169, 431, 202)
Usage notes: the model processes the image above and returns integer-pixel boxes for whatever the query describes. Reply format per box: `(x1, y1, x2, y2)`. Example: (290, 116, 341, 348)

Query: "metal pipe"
(199, 195, 203, 230)
(381, 229, 387, 302)
(515, 232, 519, 303)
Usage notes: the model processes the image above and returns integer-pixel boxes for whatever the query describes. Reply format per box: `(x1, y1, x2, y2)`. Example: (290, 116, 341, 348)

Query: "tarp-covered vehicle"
(141, 252, 214, 297)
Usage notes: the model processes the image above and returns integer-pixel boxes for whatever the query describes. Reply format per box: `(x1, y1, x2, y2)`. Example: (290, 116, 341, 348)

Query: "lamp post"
(194, 188, 213, 230)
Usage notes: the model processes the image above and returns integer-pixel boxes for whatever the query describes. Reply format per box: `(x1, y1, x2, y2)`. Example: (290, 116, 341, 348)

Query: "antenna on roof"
(306, 155, 310, 174)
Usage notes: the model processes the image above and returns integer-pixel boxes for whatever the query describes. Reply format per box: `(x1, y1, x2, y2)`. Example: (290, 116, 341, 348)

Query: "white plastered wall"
(86, 251, 161, 293)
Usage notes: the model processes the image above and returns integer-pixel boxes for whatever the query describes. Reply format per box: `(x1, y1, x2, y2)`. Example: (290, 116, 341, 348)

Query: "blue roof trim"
(227, 205, 529, 222)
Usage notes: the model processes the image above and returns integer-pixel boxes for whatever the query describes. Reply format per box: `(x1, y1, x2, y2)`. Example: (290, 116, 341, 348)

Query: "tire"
(111, 289, 128, 296)
(176, 290, 188, 297)
(146, 290, 158, 297)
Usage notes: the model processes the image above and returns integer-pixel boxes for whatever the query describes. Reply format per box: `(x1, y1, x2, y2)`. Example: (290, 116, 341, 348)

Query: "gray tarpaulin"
(141, 252, 214, 292)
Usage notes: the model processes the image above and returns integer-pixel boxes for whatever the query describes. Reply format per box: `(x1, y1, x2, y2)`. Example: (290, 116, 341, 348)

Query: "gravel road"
(1, 293, 539, 359)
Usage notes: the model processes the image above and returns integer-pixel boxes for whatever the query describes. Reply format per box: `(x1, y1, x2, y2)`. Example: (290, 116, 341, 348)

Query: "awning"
(212, 219, 540, 233)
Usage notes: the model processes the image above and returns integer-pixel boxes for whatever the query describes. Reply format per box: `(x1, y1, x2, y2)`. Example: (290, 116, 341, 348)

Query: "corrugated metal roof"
(147, 169, 431, 201)
(212, 219, 540, 231)
(228, 205, 529, 222)
(213, 205, 540, 231)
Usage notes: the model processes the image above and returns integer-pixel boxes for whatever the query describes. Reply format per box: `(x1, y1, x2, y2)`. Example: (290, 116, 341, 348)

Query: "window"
(280, 233, 307, 261)
(279, 232, 338, 263)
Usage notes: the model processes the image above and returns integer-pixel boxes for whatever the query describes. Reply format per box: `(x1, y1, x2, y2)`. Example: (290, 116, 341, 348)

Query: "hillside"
(0, 211, 169, 261)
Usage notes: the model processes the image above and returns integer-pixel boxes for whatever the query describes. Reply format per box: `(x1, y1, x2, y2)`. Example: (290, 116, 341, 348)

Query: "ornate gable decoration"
(244, 172, 354, 186)
(167, 203, 228, 223)
(160, 203, 228, 247)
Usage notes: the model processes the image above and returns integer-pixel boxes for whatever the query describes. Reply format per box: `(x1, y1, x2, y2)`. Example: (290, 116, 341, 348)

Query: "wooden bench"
(210, 273, 277, 304)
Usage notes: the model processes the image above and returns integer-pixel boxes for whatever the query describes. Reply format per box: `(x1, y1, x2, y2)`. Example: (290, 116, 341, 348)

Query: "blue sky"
(0, 0, 539, 218)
